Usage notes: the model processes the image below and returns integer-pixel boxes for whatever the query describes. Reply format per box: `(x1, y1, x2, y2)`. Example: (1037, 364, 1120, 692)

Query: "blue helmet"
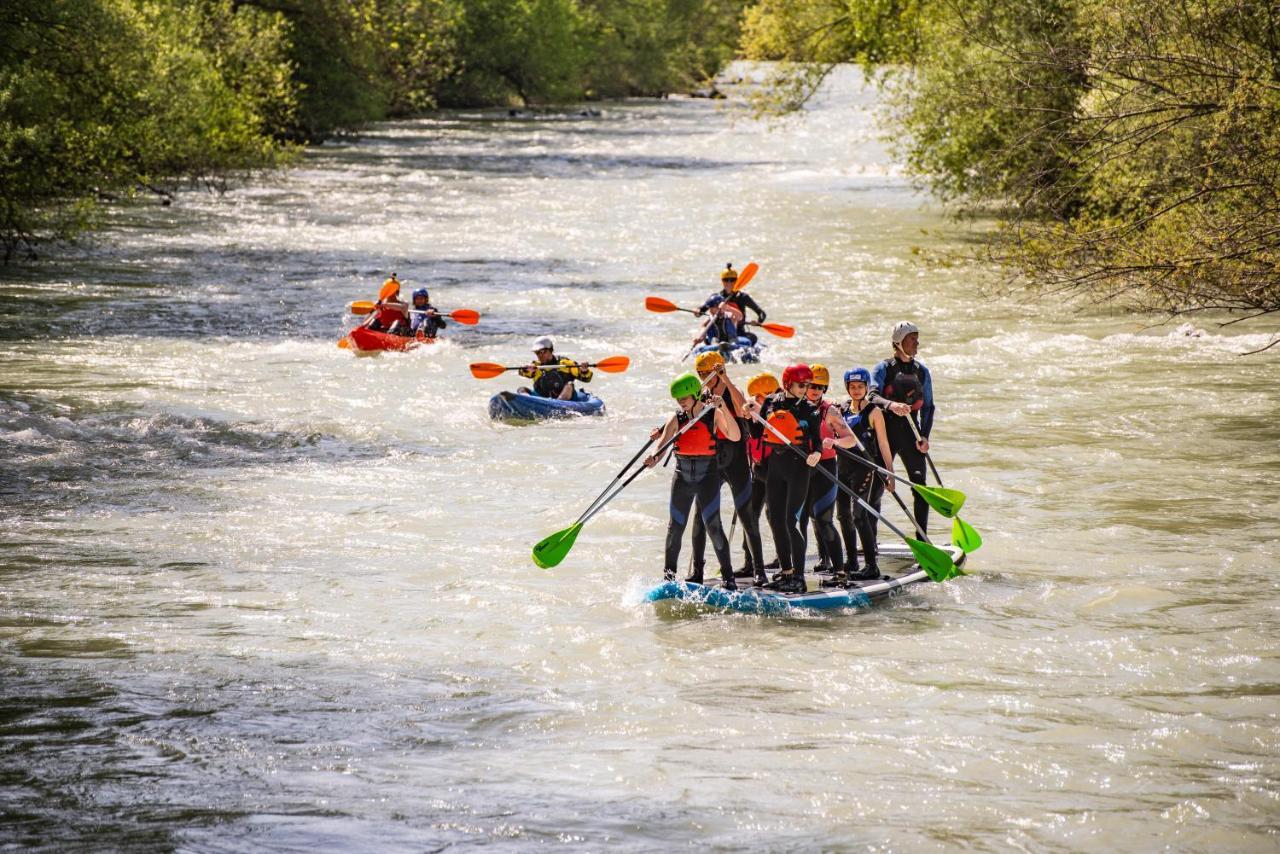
(411, 287, 429, 304)
(844, 367, 871, 386)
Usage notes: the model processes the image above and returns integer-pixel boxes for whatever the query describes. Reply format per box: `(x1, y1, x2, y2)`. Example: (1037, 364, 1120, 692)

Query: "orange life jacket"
(675, 409, 717, 456)
(764, 409, 803, 445)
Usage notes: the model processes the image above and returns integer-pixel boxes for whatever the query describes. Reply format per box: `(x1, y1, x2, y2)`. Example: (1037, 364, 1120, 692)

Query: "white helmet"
(531, 336, 554, 353)
(891, 321, 919, 345)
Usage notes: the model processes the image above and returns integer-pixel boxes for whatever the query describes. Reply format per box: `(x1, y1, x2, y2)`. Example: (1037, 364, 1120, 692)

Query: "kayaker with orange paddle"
(518, 337, 594, 401)
(408, 288, 446, 339)
(362, 274, 410, 335)
(695, 263, 767, 345)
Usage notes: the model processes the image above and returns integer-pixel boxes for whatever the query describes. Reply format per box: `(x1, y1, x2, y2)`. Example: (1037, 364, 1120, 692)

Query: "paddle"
(743, 320, 795, 339)
(750, 411, 960, 582)
(349, 301, 481, 325)
(731, 262, 759, 292)
(469, 356, 630, 380)
(532, 396, 717, 569)
(832, 445, 928, 541)
(904, 417, 984, 553)
(645, 296, 696, 314)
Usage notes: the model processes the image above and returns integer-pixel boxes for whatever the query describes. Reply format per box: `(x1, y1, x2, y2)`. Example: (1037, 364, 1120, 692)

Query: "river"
(1, 66, 1277, 850)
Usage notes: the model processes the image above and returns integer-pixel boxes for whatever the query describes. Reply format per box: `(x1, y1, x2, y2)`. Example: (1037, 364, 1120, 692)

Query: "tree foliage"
(742, 0, 1280, 343)
(2, 0, 749, 256)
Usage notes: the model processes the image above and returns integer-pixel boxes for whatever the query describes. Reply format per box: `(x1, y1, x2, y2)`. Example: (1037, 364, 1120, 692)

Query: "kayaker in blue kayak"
(518, 336, 593, 400)
(686, 351, 766, 587)
(694, 264, 767, 345)
(408, 288, 446, 339)
(644, 373, 741, 589)
(869, 321, 934, 534)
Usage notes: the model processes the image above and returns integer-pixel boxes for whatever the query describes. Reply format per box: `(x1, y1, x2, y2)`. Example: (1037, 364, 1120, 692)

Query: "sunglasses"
(809, 384, 828, 392)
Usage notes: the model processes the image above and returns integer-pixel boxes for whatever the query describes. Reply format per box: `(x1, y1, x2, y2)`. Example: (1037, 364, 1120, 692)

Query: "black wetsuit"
(520, 357, 593, 399)
(870, 359, 931, 535)
(690, 392, 765, 580)
(837, 399, 886, 575)
(797, 402, 843, 574)
(758, 392, 823, 579)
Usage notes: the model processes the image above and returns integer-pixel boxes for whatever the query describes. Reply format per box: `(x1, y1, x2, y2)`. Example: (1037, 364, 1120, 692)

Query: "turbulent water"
(2, 67, 1278, 850)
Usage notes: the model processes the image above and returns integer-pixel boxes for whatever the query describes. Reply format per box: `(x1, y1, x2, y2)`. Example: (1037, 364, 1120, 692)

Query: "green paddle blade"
(952, 516, 983, 553)
(531, 522, 583, 569)
(911, 483, 966, 518)
(907, 538, 958, 582)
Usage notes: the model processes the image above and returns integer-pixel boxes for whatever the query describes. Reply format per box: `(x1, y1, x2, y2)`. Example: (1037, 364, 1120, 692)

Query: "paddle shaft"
(750, 413, 913, 545)
(905, 416, 946, 486)
(580, 402, 717, 528)
(832, 445, 929, 542)
(573, 437, 654, 527)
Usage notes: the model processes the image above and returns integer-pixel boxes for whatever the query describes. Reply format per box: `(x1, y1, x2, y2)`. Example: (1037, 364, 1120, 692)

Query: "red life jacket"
(675, 409, 717, 456)
(374, 301, 407, 327)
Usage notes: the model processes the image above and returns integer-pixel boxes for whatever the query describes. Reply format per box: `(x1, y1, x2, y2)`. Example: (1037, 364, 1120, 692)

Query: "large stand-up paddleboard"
(488, 390, 605, 421)
(646, 542, 966, 615)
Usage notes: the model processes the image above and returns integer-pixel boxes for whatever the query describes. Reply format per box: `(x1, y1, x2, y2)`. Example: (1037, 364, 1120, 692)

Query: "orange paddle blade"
(645, 296, 679, 313)
(348, 300, 376, 315)
(337, 337, 351, 348)
(469, 362, 507, 379)
(594, 356, 630, 373)
(759, 321, 794, 338)
(378, 281, 399, 301)
(449, 309, 480, 325)
(732, 261, 760, 292)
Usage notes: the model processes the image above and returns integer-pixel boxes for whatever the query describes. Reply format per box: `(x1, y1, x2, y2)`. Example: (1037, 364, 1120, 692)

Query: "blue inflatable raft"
(694, 336, 763, 364)
(488, 389, 605, 421)
(646, 542, 966, 615)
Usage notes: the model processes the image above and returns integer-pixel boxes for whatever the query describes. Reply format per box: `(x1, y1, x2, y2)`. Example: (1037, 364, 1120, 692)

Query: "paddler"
(694, 263, 767, 345)
(686, 351, 765, 586)
(742, 371, 782, 579)
(796, 364, 853, 582)
(363, 274, 410, 335)
(408, 288, 446, 339)
(645, 373, 742, 589)
(869, 321, 934, 534)
(518, 337, 593, 401)
(835, 367, 896, 583)
(743, 364, 822, 594)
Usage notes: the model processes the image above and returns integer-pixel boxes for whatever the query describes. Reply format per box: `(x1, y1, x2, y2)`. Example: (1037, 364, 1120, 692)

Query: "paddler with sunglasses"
(797, 364, 858, 586)
(686, 351, 766, 586)
(743, 364, 823, 594)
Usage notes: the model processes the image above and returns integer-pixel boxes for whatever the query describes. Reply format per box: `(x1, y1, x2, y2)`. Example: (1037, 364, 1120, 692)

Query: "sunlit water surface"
(1, 67, 1278, 850)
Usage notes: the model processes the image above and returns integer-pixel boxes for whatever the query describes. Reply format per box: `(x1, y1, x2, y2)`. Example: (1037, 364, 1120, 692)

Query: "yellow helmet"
(694, 351, 725, 372)
(720, 263, 737, 283)
(810, 364, 830, 386)
(747, 372, 780, 397)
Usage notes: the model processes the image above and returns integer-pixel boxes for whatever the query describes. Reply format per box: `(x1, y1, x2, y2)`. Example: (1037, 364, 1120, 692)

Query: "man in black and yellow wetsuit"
(518, 336, 593, 400)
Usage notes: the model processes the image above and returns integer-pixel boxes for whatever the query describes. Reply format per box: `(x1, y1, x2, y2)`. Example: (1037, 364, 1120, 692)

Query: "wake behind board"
(645, 542, 966, 615)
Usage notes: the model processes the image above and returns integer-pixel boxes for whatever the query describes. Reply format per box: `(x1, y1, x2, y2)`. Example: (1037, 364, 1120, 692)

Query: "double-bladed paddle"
(347, 301, 481, 325)
(532, 382, 716, 569)
(750, 411, 961, 582)
(646, 297, 795, 340)
(468, 356, 630, 380)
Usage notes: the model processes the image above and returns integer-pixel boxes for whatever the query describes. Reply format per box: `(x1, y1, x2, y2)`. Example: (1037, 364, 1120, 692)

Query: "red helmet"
(781, 364, 813, 387)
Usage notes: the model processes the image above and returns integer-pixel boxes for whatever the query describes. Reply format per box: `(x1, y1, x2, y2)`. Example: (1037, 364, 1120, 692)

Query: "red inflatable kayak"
(343, 327, 435, 353)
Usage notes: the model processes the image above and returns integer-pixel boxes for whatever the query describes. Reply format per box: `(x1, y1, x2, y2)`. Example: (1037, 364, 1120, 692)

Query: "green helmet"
(669, 372, 701, 400)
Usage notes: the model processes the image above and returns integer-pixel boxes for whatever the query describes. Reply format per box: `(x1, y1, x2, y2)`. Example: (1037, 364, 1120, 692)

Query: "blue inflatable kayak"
(694, 336, 763, 364)
(488, 389, 605, 421)
(646, 542, 966, 615)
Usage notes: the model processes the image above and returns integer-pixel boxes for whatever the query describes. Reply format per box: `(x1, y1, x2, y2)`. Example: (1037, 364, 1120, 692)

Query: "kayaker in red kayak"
(362, 275, 410, 335)
(408, 288, 446, 339)
(518, 337, 593, 400)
